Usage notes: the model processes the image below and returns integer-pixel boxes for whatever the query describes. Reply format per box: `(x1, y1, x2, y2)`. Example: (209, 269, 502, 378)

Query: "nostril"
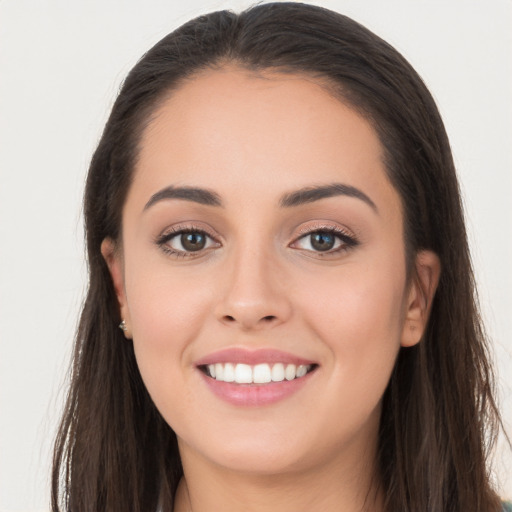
(222, 314, 276, 324)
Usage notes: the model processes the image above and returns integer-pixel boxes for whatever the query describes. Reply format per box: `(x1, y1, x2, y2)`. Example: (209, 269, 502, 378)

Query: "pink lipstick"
(195, 348, 318, 406)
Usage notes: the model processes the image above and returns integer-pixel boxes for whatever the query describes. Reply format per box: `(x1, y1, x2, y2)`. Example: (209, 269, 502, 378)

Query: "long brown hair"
(52, 3, 503, 511)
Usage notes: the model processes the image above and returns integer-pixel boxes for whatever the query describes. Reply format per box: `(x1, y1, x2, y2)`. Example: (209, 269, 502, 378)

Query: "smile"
(195, 349, 319, 406)
(201, 362, 315, 384)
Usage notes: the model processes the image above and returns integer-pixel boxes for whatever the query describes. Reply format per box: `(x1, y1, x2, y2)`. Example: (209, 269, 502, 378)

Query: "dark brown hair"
(52, 3, 502, 511)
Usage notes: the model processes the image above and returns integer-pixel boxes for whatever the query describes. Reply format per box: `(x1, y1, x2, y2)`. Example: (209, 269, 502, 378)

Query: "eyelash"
(291, 225, 359, 255)
(154, 225, 219, 258)
(155, 224, 359, 258)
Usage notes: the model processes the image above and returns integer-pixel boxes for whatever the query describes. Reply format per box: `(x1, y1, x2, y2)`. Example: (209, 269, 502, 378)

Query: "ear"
(401, 250, 441, 347)
(101, 237, 132, 339)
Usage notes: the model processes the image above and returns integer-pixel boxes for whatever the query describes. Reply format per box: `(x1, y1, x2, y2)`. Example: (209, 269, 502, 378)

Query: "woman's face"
(104, 68, 437, 477)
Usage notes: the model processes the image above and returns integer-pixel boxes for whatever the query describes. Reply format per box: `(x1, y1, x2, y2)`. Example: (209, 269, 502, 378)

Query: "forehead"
(130, 66, 400, 221)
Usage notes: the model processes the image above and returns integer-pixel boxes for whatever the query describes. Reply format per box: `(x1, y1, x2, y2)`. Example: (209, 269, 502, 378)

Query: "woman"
(51, 2, 507, 511)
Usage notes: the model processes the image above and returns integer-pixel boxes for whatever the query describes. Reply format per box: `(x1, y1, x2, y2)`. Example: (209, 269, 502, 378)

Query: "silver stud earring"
(119, 320, 127, 332)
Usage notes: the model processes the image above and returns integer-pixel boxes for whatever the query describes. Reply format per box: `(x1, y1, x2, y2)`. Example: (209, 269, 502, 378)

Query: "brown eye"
(180, 232, 207, 251)
(310, 232, 336, 251)
(294, 230, 342, 252)
(157, 229, 218, 256)
(291, 227, 358, 255)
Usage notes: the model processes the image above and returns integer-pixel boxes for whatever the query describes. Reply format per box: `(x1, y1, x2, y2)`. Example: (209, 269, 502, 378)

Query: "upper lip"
(194, 348, 316, 367)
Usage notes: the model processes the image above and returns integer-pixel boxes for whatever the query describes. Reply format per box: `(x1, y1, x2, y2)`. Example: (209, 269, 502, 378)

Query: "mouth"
(194, 348, 319, 406)
(198, 362, 317, 384)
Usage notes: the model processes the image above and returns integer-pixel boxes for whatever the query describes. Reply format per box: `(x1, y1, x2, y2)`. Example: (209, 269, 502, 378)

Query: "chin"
(188, 441, 313, 476)
(175, 418, 319, 475)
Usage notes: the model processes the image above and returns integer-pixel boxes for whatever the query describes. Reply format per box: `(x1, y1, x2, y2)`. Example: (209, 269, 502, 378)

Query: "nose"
(214, 246, 293, 331)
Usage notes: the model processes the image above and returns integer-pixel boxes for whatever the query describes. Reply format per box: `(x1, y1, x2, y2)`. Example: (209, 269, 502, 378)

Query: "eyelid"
(154, 220, 358, 258)
(155, 222, 221, 257)
(290, 222, 359, 253)
(295, 221, 356, 239)
(158, 222, 219, 240)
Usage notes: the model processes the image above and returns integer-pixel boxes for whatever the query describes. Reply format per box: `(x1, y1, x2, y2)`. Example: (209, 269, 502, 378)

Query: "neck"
(173, 437, 383, 512)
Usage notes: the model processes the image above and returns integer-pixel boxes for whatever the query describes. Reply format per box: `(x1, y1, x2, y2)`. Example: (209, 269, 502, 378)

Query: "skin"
(102, 67, 440, 512)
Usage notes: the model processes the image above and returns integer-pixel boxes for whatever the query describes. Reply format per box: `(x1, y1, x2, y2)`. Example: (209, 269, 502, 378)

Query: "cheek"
(298, 256, 407, 390)
(123, 262, 215, 403)
(126, 251, 216, 337)
(290, 262, 406, 448)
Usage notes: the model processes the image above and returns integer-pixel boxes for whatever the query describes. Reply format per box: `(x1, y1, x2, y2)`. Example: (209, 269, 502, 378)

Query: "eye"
(156, 228, 219, 257)
(291, 227, 358, 254)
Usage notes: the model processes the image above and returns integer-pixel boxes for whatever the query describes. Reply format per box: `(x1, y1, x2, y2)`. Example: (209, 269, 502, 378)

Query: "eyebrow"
(279, 183, 378, 212)
(144, 186, 223, 210)
(143, 182, 377, 213)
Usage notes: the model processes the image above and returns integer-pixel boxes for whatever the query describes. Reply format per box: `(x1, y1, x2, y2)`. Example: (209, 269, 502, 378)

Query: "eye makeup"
(154, 223, 220, 258)
(290, 222, 359, 256)
(154, 220, 359, 259)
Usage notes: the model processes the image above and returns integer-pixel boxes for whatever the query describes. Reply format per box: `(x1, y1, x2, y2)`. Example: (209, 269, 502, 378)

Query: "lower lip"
(199, 370, 315, 407)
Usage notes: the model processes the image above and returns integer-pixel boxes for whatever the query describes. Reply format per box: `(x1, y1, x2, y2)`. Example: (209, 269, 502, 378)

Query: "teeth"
(271, 363, 285, 382)
(223, 363, 235, 382)
(205, 362, 313, 384)
(253, 363, 272, 384)
(214, 363, 224, 381)
(285, 364, 296, 381)
(296, 365, 308, 378)
(235, 363, 252, 383)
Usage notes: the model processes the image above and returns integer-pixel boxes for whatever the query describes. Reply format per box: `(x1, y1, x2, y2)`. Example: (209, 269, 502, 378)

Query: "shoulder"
(502, 501, 512, 512)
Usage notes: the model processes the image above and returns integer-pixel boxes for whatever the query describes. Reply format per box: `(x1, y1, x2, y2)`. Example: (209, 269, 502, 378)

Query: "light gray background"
(1, 1, 511, 510)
